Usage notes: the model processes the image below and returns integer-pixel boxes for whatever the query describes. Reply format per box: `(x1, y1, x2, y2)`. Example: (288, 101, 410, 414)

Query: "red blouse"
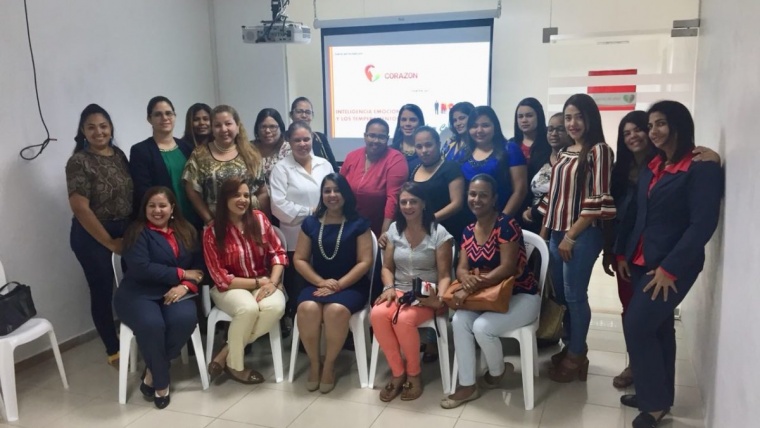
(340, 147, 408, 235)
(202, 210, 289, 292)
(146, 223, 198, 293)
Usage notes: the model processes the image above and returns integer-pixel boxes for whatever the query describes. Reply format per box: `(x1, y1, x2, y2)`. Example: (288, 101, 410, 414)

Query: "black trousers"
(624, 264, 697, 412)
(70, 218, 127, 356)
(114, 293, 197, 390)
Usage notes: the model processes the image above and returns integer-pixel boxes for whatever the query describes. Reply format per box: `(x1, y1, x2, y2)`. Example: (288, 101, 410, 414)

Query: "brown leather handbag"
(442, 274, 515, 313)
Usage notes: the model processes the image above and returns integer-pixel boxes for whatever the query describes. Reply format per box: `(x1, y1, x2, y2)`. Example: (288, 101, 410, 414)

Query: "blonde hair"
(212, 105, 262, 179)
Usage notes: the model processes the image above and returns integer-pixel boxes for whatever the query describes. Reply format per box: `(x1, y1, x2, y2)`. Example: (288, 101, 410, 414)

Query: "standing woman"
(183, 104, 267, 225)
(539, 93, 616, 383)
(371, 182, 453, 401)
(203, 178, 288, 384)
(114, 187, 203, 409)
(460, 106, 528, 221)
(66, 104, 133, 365)
(293, 174, 374, 392)
(390, 104, 426, 171)
(341, 118, 409, 237)
(182, 103, 213, 147)
(130, 96, 197, 226)
(522, 113, 571, 234)
(410, 126, 465, 240)
(509, 98, 551, 168)
(441, 102, 475, 163)
(251, 108, 291, 183)
(290, 96, 338, 170)
(618, 101, 723, 427)
(270, 121, 334, 318)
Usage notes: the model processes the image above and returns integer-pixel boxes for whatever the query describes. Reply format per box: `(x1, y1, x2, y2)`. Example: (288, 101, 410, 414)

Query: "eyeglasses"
(547, 126, 566, 134)
(152, 111, 175, 118)
(259, 125, 279, 131)
(293, 109, 313, 116)
(365, 133, 389, 142)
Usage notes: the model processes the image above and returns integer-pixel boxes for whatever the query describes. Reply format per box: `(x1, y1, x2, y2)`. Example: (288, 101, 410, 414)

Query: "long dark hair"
(253, 108, 287, 145)
(647, 100, 695, 165)
(448, 101, 475, 142)
(611, 111, 654, 200)
(513, 97, 550, 178)
(563, 94, 606, 184)
(213, 177, 263, 253)
(182, 103, 213, 146)
(73, 104, 114, 154)
(394, 182, 435, 235)
(464, 106, 511, 184)
(146, 96, 175, 118)
(391, 104, 425, 150)
(314, 173, 359, 220)
(123, 186, 197, 251)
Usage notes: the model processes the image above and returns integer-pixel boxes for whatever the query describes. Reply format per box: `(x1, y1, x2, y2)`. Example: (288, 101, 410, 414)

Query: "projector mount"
(257, 0, 291, 42)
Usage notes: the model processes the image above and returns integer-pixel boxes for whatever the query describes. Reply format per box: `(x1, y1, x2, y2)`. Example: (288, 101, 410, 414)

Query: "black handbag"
(0, 281, 37, 336)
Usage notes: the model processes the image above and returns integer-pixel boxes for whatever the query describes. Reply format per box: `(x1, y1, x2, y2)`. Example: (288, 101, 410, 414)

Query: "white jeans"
(452, 293, 542, 386)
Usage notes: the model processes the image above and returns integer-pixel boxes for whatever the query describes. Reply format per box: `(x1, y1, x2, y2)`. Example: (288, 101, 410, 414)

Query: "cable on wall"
(19, 0, 56, 161)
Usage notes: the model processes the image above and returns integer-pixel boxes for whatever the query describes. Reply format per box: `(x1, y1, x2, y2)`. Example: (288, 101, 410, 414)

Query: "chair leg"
(129, 337, 138, 373)
(436, 317, 451, 394)
(269, 322, 284, 383)
(350, 311, 369, 388)
(119, 325, 133, 404)
(205, 313, 216, 371)
(180, 345, 189, 365)
(0, 343, 19, 421)
(190, 326, 209, 390)
(518, 332, 535, 410)
(368, 335, 380, 389)
(450, 353, 458, 394)
(288, 315, 300, 383)
(46, 328, 69, 389)
(532, 333, 539, 378)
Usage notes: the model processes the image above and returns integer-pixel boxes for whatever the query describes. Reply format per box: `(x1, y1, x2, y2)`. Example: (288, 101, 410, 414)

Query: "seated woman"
(293, 173, 373, 393)
(441, 174, 540, 409)
(114, 186, 204, 409)
(203, 177, 288, 384)
(370, 182, 453, 402)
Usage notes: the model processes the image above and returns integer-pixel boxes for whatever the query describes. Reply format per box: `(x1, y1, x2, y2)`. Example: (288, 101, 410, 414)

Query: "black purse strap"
(0, 281, 22, 294)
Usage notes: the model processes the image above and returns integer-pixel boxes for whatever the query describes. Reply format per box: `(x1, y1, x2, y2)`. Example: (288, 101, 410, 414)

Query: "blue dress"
(297, 215, 372, 313)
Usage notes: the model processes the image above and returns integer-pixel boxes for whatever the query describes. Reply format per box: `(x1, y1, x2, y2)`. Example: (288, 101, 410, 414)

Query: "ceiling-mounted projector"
(242, 22, 311, 44)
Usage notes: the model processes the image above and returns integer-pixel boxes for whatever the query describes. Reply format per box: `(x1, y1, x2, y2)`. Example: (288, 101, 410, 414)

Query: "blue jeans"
(549, 227, 603, 355)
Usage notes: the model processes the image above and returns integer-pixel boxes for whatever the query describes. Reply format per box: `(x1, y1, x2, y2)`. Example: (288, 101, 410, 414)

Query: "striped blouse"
(539, 143, 616, 231)
(203, 210, 289, 292)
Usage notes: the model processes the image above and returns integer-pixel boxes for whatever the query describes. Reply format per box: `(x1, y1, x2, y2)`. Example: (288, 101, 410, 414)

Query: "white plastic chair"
(0, 260, 69, 422)
(449, 230, 549, 410)
(368, 243, 455, 393)
(112, 254, 209, 404)
(202, 226, 287, 383)
(288, 231, 378, 388)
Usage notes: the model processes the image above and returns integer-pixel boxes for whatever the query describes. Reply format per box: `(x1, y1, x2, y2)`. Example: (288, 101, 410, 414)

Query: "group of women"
(65, 93, 723, 428)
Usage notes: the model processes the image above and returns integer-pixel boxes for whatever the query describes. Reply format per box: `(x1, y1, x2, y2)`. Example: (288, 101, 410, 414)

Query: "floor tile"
(288, 396, 384, 428)
(126, 408, 215, 427)
(586, 329, 627, 354)
(539, 399, 624, 428)
(454, 420, 517, 428)
(218, 384, 317, 427)
(546, 374, 624, 409)
(44, 397, 151, 428)
(675, 360, 698, 387)
(169, 379, 251, 417)
(457, 387, 545, 428)
(7, 388, 94, 428)
(371, 407, 457, 428)
(586, 350, 627, 378)
(205, 419, 270, 428)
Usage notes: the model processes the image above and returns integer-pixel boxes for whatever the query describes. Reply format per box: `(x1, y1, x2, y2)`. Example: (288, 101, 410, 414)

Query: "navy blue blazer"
(129, 137, 193, 210)
(118, 228, 201, 300)
(621, 159, 723, 280)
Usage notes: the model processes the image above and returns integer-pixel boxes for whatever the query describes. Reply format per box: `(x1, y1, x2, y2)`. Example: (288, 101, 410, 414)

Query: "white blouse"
(270, 154, 334, 251)
(386, 222, 453, 292)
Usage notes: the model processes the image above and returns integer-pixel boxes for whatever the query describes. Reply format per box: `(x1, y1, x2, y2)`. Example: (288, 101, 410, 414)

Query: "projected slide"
(326, 42, 490, 140)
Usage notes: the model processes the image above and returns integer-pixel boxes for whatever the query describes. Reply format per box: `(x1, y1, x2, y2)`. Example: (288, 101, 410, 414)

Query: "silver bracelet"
(563, 235, 576, 245)
(381, 285, 395, 293)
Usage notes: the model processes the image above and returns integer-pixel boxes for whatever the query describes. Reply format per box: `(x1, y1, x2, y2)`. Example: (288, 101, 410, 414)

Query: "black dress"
(411, 160, 467, 240)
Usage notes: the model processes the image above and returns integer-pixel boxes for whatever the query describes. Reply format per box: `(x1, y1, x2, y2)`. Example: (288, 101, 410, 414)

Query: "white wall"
(0, 0, 216, 359)
(684, 0, 760, 425)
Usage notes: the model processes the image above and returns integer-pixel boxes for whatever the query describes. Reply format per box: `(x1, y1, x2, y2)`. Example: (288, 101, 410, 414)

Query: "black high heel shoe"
(154, 391, 171, 409)
(140, 368, 155, 400)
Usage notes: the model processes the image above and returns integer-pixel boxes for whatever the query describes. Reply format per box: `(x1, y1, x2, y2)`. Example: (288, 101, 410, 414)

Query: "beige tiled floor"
(2, 263, 704, 427)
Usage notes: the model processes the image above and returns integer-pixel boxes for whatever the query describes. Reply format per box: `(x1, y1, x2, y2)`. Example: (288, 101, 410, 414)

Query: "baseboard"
(14, 328, 100, 372)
